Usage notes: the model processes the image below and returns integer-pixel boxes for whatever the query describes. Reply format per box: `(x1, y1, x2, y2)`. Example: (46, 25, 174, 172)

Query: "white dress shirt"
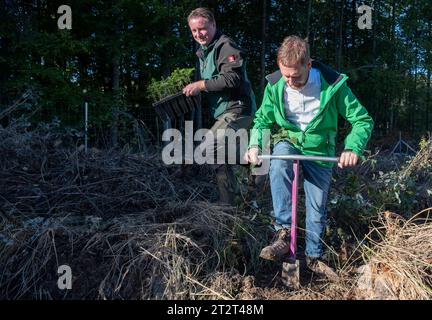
(284, 68, 321, 131)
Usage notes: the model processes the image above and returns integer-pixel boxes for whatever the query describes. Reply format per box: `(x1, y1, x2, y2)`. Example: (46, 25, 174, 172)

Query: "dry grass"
(0, 120, 266, 299)
(272, 208, 432, 300)
(1, 120, 431, 300)
(354, 209, 432, 300)
(0, 200, 261, 299)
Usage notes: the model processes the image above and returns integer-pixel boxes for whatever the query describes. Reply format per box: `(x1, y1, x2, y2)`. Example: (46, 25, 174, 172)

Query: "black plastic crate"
(153, 92, 201, 121)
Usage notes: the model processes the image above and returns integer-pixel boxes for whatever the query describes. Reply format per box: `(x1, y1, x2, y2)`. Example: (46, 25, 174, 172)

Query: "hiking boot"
(259, 228, 291, 261)
(305, 256, 340, 282)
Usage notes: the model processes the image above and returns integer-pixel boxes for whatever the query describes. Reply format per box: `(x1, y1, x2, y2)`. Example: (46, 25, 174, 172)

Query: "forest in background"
(1, 0, 431, 150)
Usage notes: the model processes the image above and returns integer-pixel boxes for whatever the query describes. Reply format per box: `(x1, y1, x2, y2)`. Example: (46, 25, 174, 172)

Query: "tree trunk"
(371, 0, 380, 131)
(259, 0, 268, 96)
(160, 1, 173, 145)
(111, 54, 120, 148)
(426, 20, 431, 132)
(391, 0, 396, 41)
(306, 0, 312, 41)
(411, 0, 418, 132)
(336, 0, 345, 71)
(351, 0, 357, 64)
(427, 68, 430, 132)
(111, 3, 121, 148)
(389, 0, 396, 132)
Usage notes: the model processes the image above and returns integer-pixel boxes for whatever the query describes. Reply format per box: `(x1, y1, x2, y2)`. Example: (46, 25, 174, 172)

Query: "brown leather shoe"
(259, 228, 291, 261)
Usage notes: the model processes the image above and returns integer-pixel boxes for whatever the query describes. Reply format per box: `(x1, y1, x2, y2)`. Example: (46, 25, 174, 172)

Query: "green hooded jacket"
(249, 60, 374, 167)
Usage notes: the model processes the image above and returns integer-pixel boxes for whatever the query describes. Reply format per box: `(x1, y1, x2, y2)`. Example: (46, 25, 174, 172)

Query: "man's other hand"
(244, 147, 261, 165)
(183, 80, 206, 96)
(338, 151, 359, 169)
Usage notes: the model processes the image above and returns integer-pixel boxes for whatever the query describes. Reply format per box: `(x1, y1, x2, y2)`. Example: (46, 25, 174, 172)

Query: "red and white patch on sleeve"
(228, 55, 236, 62)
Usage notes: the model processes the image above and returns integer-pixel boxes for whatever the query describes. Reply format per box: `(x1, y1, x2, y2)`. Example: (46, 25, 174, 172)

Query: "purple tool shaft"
(290, 160, 299, 259)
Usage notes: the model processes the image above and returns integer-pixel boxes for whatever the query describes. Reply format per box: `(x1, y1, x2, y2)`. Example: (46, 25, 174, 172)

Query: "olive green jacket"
(197, 31, 256, 119)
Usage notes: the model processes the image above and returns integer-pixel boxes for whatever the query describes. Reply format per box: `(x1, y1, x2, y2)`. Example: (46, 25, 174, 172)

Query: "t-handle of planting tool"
(258, 154, 339, 163)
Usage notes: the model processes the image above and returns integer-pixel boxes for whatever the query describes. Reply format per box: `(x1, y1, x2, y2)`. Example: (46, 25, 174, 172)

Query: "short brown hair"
(277, 36, 310, 66)
(187, 7, 215, 24)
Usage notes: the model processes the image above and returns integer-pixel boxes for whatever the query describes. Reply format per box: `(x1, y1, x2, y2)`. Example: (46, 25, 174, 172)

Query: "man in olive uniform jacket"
(183, 7, 257, 204)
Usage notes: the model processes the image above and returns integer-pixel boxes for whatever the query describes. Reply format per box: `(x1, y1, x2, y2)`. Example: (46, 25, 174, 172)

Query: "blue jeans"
(269, 141, 333, 258)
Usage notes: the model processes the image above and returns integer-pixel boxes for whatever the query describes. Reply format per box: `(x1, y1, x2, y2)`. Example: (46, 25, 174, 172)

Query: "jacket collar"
(196, 30, 222, 59)
(312, 60, 343, 86)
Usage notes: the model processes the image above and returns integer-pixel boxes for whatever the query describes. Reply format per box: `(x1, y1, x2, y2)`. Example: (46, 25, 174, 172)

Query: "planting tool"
(258, 154, 339, 289)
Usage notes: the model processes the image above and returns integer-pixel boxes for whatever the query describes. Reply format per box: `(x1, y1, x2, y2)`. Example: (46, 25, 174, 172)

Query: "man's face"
(279, 60, 312, 90)
(188, 17, 216, 47)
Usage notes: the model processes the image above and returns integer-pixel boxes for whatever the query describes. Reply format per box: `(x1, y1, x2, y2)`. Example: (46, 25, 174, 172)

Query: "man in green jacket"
(244, 36, 373, 273)
(183, 7, 256, 205)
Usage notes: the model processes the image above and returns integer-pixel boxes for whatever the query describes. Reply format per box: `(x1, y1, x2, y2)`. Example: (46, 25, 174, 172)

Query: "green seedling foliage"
(147, 68, 194, 103)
